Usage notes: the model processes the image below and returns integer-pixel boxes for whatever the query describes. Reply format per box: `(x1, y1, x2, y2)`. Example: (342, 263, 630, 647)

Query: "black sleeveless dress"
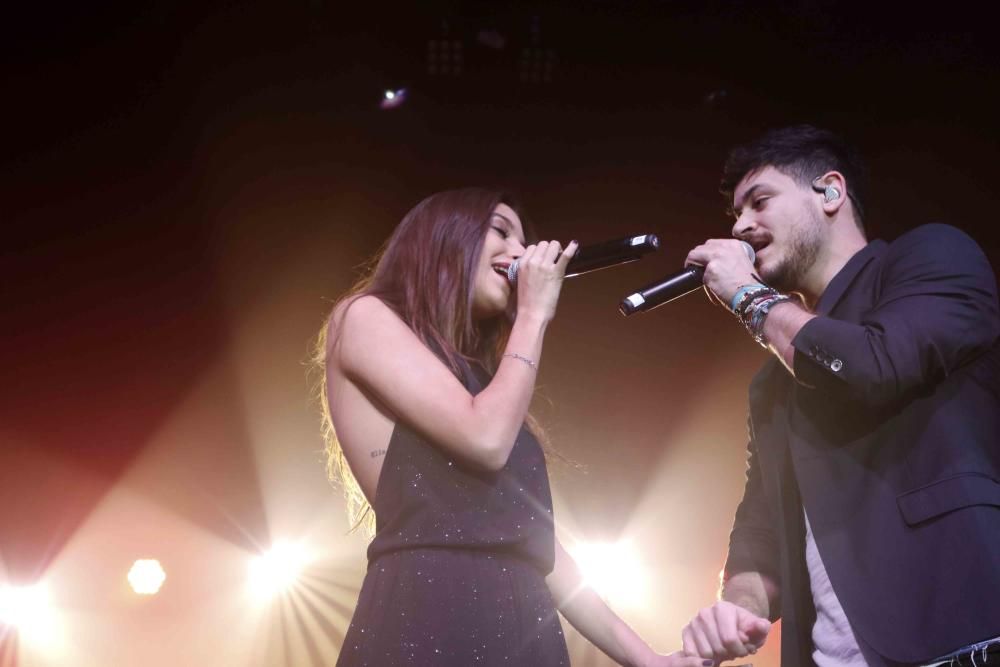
(336, 364, 569, 666)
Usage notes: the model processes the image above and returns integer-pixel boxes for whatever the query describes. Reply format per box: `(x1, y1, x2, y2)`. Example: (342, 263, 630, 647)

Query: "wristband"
(730, 283, 768, 313)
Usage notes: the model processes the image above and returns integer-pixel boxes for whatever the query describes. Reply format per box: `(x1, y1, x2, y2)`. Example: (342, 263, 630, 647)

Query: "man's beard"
(761, 205, 823, 293)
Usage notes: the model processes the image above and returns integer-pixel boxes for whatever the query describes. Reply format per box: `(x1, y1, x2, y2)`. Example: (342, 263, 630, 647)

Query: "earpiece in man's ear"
(811, 177, 841, 203)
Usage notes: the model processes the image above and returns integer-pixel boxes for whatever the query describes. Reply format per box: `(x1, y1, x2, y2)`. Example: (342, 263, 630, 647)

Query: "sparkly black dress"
(336, 364, 569, 666)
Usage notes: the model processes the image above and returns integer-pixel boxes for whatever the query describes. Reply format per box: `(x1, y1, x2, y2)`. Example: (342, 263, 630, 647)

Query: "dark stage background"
(2, 2, 997, 665)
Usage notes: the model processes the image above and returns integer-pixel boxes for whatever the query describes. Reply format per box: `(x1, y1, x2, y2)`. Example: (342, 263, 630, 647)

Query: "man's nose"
(732, 212, 754, 239)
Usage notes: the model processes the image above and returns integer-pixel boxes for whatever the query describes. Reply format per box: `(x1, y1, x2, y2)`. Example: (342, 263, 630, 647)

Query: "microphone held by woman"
(507, 233, 660, 284)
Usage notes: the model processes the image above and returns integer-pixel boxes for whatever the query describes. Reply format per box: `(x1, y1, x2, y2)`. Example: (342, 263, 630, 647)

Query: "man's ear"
(811, 172, 847, 214)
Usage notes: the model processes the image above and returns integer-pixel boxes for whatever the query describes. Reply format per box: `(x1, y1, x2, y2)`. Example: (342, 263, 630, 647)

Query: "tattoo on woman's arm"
(370, 449, 387, 459)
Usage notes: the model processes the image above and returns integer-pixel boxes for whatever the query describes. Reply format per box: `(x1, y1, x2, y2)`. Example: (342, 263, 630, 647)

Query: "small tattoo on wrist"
(370, 449, 387, 459)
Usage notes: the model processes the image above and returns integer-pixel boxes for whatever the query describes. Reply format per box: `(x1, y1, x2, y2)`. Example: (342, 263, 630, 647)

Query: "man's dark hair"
(720, 125, 868, 230)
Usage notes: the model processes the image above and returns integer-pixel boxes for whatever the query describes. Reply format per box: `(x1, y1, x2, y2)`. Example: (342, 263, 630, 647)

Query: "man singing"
(680, 125, 1000, 666)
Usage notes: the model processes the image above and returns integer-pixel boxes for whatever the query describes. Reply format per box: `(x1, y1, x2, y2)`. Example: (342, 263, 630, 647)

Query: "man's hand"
(685, 239, 758, 306)
(681, 600, 771, 663)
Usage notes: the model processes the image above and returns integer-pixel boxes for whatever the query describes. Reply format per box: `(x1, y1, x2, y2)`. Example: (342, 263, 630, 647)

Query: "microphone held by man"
(619, 240, 756, 315)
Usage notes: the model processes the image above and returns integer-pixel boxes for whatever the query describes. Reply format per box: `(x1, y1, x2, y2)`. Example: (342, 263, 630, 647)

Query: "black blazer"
(725, 224, 1000, 666)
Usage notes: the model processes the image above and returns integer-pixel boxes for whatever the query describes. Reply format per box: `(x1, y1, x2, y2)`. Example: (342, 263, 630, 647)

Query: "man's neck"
(799, 234, 868, 310)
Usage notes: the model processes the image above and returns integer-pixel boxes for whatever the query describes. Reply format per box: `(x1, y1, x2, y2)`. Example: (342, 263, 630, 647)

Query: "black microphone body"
(619, 241, 755, 316)
(507, 234, 660, 284)
(565, 234, 660, 278)
(619, 266, 705, 315)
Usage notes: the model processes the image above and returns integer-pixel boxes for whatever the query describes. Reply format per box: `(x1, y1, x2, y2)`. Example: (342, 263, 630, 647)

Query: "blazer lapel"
(813, 240, 886, 316)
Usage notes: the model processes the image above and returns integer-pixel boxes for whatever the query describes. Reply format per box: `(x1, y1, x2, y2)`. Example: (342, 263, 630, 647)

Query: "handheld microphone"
(618, 241, 756, 316)
(507, 234, 660, 284)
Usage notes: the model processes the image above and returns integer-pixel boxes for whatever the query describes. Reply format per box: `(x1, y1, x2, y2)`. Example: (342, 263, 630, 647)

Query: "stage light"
(380, 88, 407, 110)
(127, 559, 166, 595)
(571, 541, 650, 609)
(248, 540, 308, 597)
(0, 582, 57, 641)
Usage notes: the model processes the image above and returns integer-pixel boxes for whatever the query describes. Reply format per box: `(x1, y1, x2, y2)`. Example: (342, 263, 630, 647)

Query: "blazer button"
(830, 359, 843, 372)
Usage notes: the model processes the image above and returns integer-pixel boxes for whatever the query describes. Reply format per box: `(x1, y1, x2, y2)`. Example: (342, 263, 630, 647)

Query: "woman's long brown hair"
(311, 188, 531, 534)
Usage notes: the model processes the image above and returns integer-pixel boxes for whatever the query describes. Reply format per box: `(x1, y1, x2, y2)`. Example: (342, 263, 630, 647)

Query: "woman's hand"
(515, 239, 579, 322)
(644, 650, 712, 667)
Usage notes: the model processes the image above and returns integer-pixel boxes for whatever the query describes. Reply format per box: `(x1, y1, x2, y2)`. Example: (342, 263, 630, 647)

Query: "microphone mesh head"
(506, 259, 519, 284)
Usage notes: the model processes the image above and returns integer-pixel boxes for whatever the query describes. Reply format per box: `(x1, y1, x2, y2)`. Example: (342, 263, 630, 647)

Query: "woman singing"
(316, 188, 701, 666)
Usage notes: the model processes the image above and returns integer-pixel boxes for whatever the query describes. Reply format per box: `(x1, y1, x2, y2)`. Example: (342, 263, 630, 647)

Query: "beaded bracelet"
(734, 287, 773, 321)
(735, 287, 776, 327)
(752, 294, 792, 345)
(730, 283, 769, 313)
(741, 291, 792, 346)
(503, 352, 538, 370)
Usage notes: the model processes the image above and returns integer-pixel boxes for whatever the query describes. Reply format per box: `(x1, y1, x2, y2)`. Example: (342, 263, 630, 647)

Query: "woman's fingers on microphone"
(531, 241, 550, 265)
(520, 244, 538, 266)
(542, 240, 563, 265)
(557, 240, 579, 268)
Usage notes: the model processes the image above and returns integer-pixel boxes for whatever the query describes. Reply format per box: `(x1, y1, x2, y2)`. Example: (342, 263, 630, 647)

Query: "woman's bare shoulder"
(337, 295, 404, 330)
(328, 295, 399, 351)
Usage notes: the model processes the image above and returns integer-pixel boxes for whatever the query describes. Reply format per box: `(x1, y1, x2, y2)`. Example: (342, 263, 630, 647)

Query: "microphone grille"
(506, 259, 519, 284)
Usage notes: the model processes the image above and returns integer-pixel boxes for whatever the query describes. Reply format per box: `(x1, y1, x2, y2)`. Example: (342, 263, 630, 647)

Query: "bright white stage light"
(571, 541, 650, 609)
(0, 582, 58, 642)
(0, 583, 48, 627)
(248, 541, 308, 597)
(380, 88, 407, 109)
(128, 559, 166, 595)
